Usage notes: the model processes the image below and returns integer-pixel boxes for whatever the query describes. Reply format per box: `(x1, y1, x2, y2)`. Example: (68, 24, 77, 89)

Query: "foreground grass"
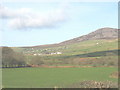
(2, 67, 118, 88)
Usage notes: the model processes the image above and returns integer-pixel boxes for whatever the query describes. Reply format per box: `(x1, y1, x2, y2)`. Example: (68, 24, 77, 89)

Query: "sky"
(0, 0, 118, 47)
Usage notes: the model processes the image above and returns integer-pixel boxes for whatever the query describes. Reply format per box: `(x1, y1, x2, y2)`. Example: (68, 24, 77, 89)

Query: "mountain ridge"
(59, 27, 118, 45)
(22, 27, 118, 48)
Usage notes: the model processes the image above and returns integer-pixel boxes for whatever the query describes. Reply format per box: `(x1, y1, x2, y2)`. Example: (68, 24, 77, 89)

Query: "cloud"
(0, 4, 67, 29)
(0, 5, 15, 18)
(9, 9, 66, 29)
(0, 5, 31, 18)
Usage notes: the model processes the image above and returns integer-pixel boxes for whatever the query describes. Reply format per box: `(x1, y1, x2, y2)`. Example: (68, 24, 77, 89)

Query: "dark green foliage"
(2, 47, 26, 67)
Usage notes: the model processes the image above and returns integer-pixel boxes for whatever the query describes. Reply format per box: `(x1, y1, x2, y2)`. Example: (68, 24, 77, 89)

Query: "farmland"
(2, 28, 119, 88)
(2, 67, 118, 88)
(10, 39, 118, 67)
(2, 39, 119, 88)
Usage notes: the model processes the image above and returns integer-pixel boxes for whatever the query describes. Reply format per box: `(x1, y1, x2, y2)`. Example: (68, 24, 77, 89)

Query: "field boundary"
(29, 65, 115, 68)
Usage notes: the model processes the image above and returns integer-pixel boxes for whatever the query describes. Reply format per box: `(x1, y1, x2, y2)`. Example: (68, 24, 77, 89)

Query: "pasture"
(2, 67, 118, 88)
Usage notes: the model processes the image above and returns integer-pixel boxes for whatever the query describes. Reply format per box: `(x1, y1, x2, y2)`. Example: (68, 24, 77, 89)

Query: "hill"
(2, 27, 119, 67)
(23, 27, 118, 48)
(59, 27, 118, 45)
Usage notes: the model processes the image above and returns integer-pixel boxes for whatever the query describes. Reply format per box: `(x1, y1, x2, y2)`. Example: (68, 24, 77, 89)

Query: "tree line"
(2, 47, 28, 68)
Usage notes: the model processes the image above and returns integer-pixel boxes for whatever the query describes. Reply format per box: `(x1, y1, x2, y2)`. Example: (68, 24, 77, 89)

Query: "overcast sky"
(0, 1, 118, 47)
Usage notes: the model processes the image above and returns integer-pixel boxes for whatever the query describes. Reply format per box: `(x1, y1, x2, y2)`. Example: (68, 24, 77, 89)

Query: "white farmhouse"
(56, 52, 62, 54)
(33, 54, 37, 56)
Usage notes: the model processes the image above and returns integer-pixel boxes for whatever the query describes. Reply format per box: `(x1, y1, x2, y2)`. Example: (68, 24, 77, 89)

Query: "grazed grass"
(2, 67, 118, 88)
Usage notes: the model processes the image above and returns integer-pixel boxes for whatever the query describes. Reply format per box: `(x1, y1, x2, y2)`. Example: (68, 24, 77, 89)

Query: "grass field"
(2, 67, 118, 88)
(16, 39, 118, 67)
(13, 39, 118, 55)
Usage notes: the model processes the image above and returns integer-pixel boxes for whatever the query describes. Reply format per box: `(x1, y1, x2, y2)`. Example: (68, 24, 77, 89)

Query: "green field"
(2, 67, 118, 88)
(12, 39, 118, 67)
(2, 39, 118, 88)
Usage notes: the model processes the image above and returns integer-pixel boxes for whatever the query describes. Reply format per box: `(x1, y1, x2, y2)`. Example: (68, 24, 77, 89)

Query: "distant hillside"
(59, 27, 118, 45)
(3, 27, 119, 67)
(22, 27, 118, 48)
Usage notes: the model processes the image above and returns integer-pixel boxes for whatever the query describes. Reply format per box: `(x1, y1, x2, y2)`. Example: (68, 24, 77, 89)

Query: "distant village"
(23, 48, 63, 56)
(32, 52, 62, 56)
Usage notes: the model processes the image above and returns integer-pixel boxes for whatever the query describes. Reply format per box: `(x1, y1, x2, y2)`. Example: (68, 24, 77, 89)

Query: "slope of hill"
(59, 27, 118, 45)
(7, 38, 119, 67)
(22, 27, 118, 48)
(4, 27, 119, 67)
